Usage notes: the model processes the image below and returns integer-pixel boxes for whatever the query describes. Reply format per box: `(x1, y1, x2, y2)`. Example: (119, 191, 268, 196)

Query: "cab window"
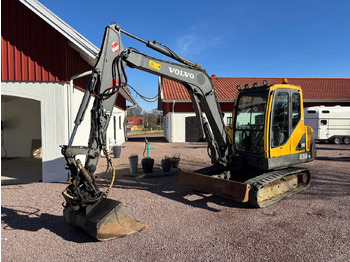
(292, 93, 301, 129)
(271, 92, 289, 147)
(235, 92, 268, 153)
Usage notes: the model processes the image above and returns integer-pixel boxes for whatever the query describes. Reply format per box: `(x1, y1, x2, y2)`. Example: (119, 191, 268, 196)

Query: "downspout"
(171, 100, 176, 142)
(68, 70, 92, 144)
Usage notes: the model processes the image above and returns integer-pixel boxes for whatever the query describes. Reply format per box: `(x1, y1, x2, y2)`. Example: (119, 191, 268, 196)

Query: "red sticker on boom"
(111, 42, 119, 53)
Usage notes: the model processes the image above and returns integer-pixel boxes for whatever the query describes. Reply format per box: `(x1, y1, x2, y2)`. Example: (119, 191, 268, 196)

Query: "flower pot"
(142, 157, 154, 173)
(161, 160, 172, 172)
(171, 158, 180, 168)
(112, 145, 122, 158)
(128, 155, 138, 173)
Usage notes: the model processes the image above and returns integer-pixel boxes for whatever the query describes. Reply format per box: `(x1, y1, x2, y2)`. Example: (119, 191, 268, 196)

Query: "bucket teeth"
(63, 198, 149, 241)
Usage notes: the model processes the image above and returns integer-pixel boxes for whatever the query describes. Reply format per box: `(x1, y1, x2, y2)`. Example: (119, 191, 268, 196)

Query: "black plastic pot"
(171, 158, 180, 168)
(161, 160, 172, 172)
(141, 157, 154, 173)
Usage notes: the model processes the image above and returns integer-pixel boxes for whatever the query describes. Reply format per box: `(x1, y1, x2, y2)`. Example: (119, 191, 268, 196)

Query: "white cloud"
(176, 27, 224, 56)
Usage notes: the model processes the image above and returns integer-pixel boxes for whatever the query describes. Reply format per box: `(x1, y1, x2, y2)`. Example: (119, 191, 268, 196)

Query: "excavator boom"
(61, 24, 233, 240)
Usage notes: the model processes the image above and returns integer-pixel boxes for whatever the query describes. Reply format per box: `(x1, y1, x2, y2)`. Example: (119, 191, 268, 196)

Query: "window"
(320, 119, 327, 125)
(322, 110, 330, 114)
(113, 116, 116, 141)
(271, 92, 289, 147)
(226, 117, 232, 127)
(307, 110, 316, 114)
(234, 92, 268, 153)
(119, 116, 122, 129)
(292, 93, 301, 129)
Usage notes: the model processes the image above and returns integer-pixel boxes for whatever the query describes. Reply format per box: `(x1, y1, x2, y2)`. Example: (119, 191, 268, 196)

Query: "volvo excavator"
(61, 24, 316, 241)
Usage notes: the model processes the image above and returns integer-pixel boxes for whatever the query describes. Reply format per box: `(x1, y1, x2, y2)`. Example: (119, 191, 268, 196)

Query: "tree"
(127, 105, 142, 117)
(143, 109, 163, 129)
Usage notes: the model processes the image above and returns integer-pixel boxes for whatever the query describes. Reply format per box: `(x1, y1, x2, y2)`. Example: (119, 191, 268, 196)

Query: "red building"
(159, 75, 350, 142)
(127, 117, 143, 131)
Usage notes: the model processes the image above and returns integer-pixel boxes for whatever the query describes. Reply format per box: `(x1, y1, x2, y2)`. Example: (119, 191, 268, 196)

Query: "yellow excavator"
(177, 80, 316, 207)
(61, 24, 316, 241)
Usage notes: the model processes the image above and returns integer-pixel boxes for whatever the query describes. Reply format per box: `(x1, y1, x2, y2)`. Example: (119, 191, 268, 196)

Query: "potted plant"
(142, 157, 154, 173)
(161, 156, 172, 172)
(171, 153, 181, 168)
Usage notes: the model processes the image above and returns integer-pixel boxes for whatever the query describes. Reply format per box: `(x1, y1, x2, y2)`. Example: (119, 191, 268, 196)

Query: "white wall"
(1, 82, 127, 182)
(2, 82, 68, 182)
(164, 111, 232, 142)
(107, 109, 126, 147)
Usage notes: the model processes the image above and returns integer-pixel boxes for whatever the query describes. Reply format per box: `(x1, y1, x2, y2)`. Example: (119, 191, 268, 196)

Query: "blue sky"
(39, 0, 350, 112)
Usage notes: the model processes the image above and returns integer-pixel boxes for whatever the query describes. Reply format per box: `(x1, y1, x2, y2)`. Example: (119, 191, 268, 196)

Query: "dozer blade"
(63, 198, 149, 241)
(177, 170, 251, 203)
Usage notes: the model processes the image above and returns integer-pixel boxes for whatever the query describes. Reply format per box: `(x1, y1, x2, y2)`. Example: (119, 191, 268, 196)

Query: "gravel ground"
(2, 136, 350, 261)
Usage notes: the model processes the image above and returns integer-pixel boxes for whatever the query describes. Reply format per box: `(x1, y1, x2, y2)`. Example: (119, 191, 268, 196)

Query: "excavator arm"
(120, 25, 232, 166)
(123, 49, 232, 166)
(61, 24, 232, 240)
(64, 24, 231, 179)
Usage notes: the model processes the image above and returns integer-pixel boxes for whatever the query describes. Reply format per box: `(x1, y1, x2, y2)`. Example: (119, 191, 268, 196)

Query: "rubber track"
(245, 167, 311, 207)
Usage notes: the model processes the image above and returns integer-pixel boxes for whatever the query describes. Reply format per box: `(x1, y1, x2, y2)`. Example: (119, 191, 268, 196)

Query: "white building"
(1, 0, 136, 182)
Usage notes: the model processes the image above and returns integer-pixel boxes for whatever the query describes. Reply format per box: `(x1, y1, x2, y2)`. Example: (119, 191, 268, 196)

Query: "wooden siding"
(2, 0, 67, 82)
(1, 0, 92, 90)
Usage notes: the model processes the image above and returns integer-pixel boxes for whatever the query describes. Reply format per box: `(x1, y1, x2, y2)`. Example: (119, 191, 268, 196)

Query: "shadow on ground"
(1, 205, 96, 243)
(126, 135, 168, 143)
(96, 164, 250, 213)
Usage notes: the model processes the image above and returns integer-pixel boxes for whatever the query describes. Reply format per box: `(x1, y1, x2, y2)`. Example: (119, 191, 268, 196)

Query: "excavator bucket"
(63, 198, 149, 241)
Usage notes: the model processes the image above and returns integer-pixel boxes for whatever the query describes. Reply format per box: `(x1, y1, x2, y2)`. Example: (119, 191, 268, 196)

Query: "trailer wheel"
(333, 137, 342, 144)
(343, 137, 350, 145)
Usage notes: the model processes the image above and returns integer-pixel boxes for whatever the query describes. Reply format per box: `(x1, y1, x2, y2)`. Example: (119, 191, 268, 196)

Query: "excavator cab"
(230, 81, 316, 170)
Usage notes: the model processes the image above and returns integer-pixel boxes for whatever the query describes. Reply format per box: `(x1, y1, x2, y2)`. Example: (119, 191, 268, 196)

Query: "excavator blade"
(63, 198, 149, 241)
(177, 170, 251, 203)
(176, 167, 310, 208)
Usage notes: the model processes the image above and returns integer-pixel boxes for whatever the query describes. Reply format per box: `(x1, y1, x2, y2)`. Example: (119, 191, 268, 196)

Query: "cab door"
(269, 88, 304, 160)
(270, 89, 292, 158)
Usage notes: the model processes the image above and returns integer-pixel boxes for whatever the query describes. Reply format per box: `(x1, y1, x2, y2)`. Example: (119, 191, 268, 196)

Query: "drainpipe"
(68, 70, 92, 144)
(171, 100, 176, 142)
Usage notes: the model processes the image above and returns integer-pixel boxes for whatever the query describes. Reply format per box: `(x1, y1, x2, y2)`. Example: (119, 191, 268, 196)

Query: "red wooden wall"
(1, 0, 91, 89)
(1, 0, 127, 110)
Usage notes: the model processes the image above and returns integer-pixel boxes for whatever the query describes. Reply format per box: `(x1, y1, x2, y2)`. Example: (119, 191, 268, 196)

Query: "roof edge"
(162, 99, 234, 103)
(214, 76, 350, 80)
(304, 99, 350, 102)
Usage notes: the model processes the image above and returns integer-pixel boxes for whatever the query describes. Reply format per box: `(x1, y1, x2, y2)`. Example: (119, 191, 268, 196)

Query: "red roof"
(127, 117, 143, 125)
(161, 76, 350, 101)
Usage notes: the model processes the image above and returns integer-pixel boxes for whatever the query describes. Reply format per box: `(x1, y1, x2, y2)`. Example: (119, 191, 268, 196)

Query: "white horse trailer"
(304, 106, 350, 144)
